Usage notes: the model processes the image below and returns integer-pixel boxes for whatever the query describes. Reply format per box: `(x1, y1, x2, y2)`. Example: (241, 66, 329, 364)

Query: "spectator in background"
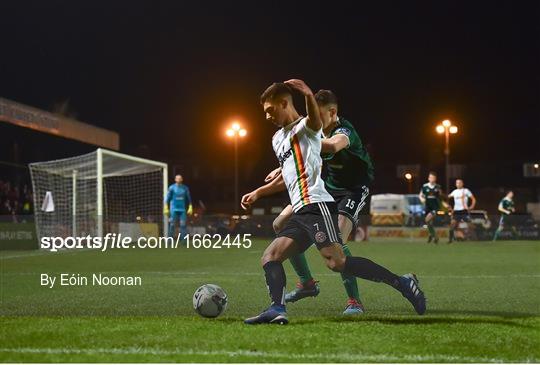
(0, 178, 34, 221)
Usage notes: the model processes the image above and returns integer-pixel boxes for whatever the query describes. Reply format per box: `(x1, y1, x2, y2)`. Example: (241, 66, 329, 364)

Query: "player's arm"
(164, 186, 172, 214)
(321, 134, 349, 154)
(418, 189, 426, 204)
(165, 185, 172, 204)
(284, 79, 322, 131)
(185, 186, 193, 215)
(468, 194, 477, 210)
(264, 167, 282, 182)
(498, 201, 511, 215)
(447, 191, 454, 212)
(241, 174, 286, 210)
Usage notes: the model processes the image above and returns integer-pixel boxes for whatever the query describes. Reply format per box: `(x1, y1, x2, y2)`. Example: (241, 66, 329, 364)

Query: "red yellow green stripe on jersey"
(290, 134, 310, 206)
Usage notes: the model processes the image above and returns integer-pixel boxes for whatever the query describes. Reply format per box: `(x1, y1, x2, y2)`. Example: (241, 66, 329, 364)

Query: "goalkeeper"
(165, 174, 193, 238)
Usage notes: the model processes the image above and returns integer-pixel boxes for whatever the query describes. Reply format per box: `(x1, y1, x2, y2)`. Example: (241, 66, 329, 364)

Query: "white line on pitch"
(0, 346, 526, 363)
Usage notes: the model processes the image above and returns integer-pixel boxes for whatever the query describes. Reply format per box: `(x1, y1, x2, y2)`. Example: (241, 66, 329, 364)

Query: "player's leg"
(493, 216, 504, 241)
(313, 202, 426, 315)
(425, 212, 438, 243)
(179, 210, 188, 239)
(338, 214, 363, 314)
(448, 215, 457, 243)
(334, 187, 371, 313)
(317, 243, 426, 315)
(276, 204, 319, 303)
(276, 206, 315, 286)
(244, 236, 301, 325)
(168, 211, 178, 238)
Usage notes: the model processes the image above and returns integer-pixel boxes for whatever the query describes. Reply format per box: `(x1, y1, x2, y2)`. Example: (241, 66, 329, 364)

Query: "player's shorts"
(499, 214, 510, 227)
(452, 210, 470, 222)
(277, 201, 342, 252)
(424, 209, 438, 217)
(327, 185, 370, 228)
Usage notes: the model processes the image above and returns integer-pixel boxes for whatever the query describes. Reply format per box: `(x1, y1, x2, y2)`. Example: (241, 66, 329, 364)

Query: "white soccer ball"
(193, 284, 228, 318)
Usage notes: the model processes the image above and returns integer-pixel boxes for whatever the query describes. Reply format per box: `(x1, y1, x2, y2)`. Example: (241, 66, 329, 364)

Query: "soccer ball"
(193, 284, 228, 318)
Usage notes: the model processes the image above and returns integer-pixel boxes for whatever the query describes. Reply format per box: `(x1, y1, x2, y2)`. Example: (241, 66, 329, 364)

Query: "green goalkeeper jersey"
(500, 197, 514, 215)
(322, 117, 374, 191)
(420, 183, 442, 211)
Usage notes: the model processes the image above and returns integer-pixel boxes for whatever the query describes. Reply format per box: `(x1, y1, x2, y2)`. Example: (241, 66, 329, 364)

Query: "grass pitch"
(1, 238, 539, 362)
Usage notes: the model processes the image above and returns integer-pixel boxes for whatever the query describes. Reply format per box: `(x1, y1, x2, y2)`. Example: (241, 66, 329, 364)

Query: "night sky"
(1, 1, 539, 191)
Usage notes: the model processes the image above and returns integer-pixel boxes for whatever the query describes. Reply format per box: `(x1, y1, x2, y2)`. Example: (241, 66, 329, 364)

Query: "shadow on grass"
(286, 312, 539, 328)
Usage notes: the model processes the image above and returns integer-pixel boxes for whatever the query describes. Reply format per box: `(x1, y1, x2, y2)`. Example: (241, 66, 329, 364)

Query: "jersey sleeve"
(331, 127, 351, 148)
(465, 189, 473, 197)
(448, 190, 455, 198)
(298, 117, 320, 137)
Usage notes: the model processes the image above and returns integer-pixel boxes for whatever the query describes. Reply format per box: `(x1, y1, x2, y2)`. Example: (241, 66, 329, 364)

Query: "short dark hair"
(260, 83, 292, 104)
(428, 171, 437, 177)
(315, 89, 338, 106)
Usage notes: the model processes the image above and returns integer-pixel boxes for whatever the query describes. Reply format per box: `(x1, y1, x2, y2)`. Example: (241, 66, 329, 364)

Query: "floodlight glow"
(239, 129, 247, 137)
(436, 125, 445, 134)
(405, 173, 413, 180)
(232, 122, 241, 131)
(449, 126, 458, 134)
(442, 119, 451, 127)
(534, 163, 539, 169)
(226, 129, 235, 137)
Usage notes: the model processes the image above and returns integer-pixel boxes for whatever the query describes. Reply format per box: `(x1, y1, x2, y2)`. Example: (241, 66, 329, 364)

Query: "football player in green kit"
(268, 89, 374, 315)
(493, 190, 516, 241)
(419, 172, 443, 243)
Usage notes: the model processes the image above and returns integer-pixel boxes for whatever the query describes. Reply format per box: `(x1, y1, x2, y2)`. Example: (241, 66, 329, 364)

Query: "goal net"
(29, 149, 168, 242)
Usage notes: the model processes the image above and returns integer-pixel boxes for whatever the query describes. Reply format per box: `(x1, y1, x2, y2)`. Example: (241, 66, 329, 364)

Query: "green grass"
(1, 239, 539, 362)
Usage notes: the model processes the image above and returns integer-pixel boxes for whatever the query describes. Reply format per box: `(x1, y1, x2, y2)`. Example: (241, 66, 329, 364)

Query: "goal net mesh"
(29, 150, 166, 242)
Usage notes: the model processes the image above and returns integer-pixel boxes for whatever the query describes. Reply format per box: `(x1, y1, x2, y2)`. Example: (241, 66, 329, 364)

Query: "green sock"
(341, 245, 361, 302)
(289, 252, 314, 284)
(427, 223, 437, 238)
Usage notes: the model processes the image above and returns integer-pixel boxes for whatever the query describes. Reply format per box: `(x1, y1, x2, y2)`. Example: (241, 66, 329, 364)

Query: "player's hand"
(241, 191, 259, 210)
(187, 204, 193, 216)
(164, 205, 170, 216)
(284, 79, 313, 96)
(264, 167, 282, 182)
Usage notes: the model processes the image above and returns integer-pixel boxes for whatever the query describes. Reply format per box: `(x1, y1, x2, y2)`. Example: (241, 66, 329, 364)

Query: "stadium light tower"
(404, 172, 413, 193)
(436, 119, 458, 193)
(226, 121, 247, 214)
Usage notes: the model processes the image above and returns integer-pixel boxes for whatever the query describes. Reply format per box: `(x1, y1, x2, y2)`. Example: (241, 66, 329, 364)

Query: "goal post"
(29, 148, 168, 244)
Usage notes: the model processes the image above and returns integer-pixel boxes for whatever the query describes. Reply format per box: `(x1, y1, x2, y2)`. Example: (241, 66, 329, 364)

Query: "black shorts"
(327, 186, 370, 228)
(277, 201, 342, 252)
(452, 210, 470, 222)
(424, 209, 438, 217)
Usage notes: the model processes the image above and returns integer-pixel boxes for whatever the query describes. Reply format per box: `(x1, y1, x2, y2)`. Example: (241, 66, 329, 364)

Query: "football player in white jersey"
(448, 179, 477, 243)
(241, 79, 426, 325)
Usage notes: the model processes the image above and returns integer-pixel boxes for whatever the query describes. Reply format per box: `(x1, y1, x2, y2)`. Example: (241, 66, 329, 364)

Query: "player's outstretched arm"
(321, 135, 349, 154)
(241, 174, 286, 210)
(284, 79, 322, 131)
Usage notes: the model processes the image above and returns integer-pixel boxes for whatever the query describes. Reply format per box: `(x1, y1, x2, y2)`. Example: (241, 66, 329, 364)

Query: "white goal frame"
(95, 148, 169, 237)
(29, 148, 169, 242)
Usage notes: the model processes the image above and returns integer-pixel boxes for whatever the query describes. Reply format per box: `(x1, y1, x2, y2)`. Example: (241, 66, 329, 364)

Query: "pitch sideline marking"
(0, 346, 527, 363)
